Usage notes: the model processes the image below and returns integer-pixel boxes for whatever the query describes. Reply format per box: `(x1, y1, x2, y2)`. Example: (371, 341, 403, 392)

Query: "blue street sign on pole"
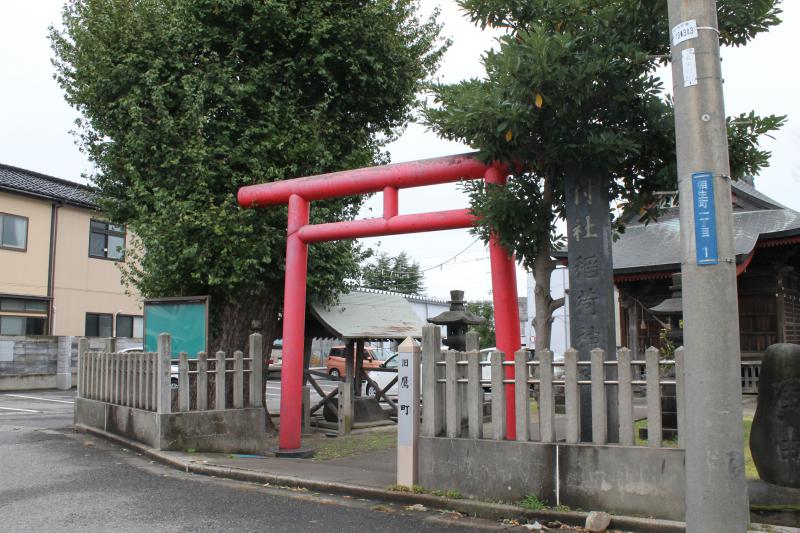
(691, 171, 718, 265)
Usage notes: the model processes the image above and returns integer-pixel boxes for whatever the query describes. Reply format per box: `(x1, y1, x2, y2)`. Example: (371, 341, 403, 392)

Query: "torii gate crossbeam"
(238, 153, 522, 452)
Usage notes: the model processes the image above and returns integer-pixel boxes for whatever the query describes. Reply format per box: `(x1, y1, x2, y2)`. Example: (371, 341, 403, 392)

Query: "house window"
(85, 313, 113, 337)
(0, 316, 46, 335)
(0, 213, 28, 251)
(89, 220, 125, 260)
(116, 315, 143, 338)
(0, 297, 48, 336)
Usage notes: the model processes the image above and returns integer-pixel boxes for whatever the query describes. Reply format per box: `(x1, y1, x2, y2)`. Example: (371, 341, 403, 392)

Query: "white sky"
(1, 0, 798, 301)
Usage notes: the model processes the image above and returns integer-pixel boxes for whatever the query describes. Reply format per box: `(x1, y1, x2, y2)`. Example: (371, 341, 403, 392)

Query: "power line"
(420, 238, 482, 272)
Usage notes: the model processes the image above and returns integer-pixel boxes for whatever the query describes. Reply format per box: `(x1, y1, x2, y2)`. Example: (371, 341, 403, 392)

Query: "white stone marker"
(396, 336, 421, 487)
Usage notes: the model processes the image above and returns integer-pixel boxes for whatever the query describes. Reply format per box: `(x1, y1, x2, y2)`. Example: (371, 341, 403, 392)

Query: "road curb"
(75, 424, 684, 533)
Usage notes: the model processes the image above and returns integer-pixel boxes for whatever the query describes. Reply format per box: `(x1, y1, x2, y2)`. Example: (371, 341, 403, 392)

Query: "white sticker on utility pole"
(682, 48, 698, 87)
(672, 19, 698, 46)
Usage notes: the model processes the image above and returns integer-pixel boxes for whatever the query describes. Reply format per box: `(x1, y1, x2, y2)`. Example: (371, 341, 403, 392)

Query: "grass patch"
(634, 419, 678, 448)
(389, 485, 462, 499)
(743, 417, 758, 480)
(634, 417, 760, 480)
(518, 494, 546, 510)
(430, 489, 462, 499)
(310, 429, 396, 461)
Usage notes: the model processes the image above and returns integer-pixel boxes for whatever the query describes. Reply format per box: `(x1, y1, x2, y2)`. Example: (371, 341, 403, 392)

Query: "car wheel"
(365, 383, 377, 398)
(329, 368, 340, 378)
(170, 378, 179, 390)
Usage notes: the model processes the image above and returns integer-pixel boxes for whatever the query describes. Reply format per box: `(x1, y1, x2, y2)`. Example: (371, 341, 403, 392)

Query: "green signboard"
(144, 297, 209, 358)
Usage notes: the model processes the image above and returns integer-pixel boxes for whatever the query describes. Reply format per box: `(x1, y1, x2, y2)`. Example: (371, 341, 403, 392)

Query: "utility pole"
(667, 2, 748, 532)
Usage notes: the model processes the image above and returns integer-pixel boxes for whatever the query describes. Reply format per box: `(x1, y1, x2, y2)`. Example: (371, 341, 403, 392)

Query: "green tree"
(467, 300, 495, 349)
(425, 0, 785, 355)
(50, 0, 445, 356)
(361, 251, 425, 294)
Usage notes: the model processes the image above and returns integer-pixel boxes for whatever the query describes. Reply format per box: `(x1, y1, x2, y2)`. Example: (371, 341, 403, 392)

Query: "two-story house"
(0, 164, 142, 338)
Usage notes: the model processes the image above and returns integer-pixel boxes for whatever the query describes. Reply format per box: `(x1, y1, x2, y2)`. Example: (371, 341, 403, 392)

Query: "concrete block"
(106, 403, 159, 448)
(418, 437, 556, 503)
(558, 444, 685, 520)
(159, 408, 267, 454)
(74, 397, 109, 431)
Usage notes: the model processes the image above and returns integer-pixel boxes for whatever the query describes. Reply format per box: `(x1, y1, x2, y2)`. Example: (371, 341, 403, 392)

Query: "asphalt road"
(0, 390, 504, 532)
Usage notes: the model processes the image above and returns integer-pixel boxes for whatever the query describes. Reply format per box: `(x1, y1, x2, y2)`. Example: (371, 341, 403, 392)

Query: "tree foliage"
(467, 300, 495, 349)
(424, 0, 785, 353)
(50, 0, 446, 350)
(361, 251, 425, 295)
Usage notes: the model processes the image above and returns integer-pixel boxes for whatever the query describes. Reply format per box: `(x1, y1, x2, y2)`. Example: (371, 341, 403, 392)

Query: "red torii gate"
(238, 153, 522, 452)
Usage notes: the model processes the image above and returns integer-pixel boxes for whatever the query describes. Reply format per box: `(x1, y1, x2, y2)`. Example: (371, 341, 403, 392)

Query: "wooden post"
(396, 337, 421, 487)
(617, 348, 635, 446)
(645, 346, 662, 447)
(179, 352, 190, 412)
(78, 338, 88, 399)
(126, 352, 133, 406)
(136, 352, 144, 409)
(88, 350, 96, 400)
(197, 352, 208, 411)
(150, 352, 157, 410)
(539, 349, 556, 443)
(234, 350, 244, 408)
(675, 347, 686, 449)
(355, 339, 364, 397)
(338, 381, 352, 435)
(421, 325, 443, 437)
(491, 351, 506, 440)
(591, 348, 608, 444)
(302, 386, 311, 435)
(249, 333, 263, 408)
(465, 331, 479, 353)
(105, 338, 116, 404)
(141, 353, 148, 409)
(157, 334, 172, 414)
(564, 348, 580, 444)
(445, 350, 459, 438)
(216, 351, 226, 410)
(467, 348, 483, 439)
(514, 349, 530, 441)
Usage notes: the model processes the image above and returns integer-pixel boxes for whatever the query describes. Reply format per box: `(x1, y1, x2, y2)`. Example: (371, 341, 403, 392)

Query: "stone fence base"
(419, 436, 686, 521)
(75, 397, 267, 454)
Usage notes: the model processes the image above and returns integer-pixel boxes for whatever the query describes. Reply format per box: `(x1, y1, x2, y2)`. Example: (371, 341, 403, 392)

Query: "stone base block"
(75, 398, 267, 454)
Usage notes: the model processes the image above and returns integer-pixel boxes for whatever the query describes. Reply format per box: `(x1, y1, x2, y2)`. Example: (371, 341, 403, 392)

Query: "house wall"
(0, 191, 50, 297)
(0, 188, 141, 337)
(51, 205, 141, 336)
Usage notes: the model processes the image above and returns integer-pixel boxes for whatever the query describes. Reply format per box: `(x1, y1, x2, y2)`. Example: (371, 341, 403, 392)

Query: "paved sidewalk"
(173, 444, 397, 490)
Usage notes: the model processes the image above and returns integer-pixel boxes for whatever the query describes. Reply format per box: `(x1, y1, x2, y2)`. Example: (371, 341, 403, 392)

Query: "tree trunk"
(532, 175, 565, 356)
(213, 284, 282, 434)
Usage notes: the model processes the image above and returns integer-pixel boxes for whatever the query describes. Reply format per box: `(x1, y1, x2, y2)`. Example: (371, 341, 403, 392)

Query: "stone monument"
(750, 343, 800, 488)
(565, 167, 618, 442)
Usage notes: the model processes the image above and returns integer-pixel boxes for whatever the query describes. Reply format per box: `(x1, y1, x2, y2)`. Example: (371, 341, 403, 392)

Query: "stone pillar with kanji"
(565, 167, 619, 443)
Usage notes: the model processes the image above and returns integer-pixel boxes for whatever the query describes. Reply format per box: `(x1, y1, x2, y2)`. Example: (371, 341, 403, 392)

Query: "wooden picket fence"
(420, 326, 685, 448)
(77, 333, 264, 414)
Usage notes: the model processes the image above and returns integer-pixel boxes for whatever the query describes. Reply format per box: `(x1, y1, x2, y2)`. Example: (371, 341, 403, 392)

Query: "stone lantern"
(427, 290, 485, 351)
(649, 273, 684, 346)
(647, 272, 684, 441)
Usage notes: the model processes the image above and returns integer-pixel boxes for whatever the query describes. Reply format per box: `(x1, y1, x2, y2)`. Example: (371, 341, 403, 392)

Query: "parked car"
(326, 344, 392, 378)
(364, 353, 400, 397)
